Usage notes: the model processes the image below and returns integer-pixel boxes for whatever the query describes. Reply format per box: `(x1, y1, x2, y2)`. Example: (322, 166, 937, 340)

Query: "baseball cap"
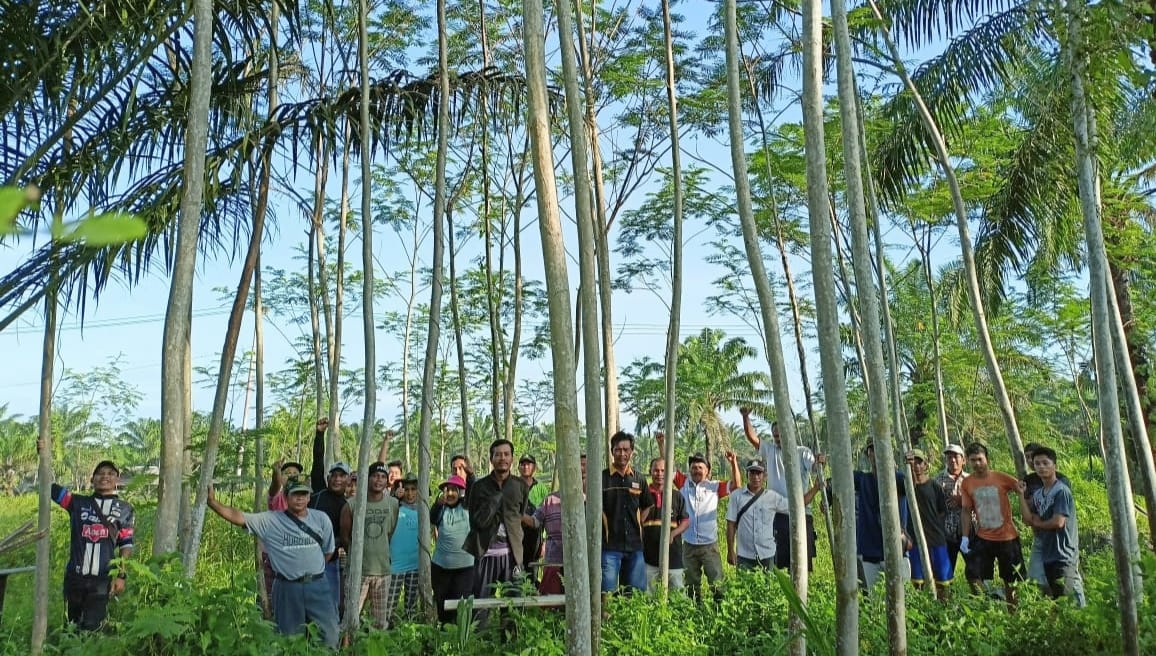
(280, 461, 304, 473)
(368, 461, 388, 476)
(285, 477, 312, 494)
(744, 459, 766, 472)
(440, 475, 467, 490)
(943, 444, 964, 457)
(909, 448, 928, 462)
(688, 453, 708, 466)
(401, 472, 419, 484)
(92, 460, 120, 477)
(519, 454, 537, 465)
(329, 462, 352, 475)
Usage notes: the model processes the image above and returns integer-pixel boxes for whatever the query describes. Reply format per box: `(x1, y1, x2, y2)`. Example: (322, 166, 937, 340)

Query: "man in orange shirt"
(959, 442, 1025, 608)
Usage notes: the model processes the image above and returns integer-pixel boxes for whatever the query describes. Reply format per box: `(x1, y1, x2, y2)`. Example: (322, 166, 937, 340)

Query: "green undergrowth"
(1, 480, 1153, 655)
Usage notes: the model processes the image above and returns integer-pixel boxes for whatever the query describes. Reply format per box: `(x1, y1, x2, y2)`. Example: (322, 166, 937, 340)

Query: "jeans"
(737, 556, 774, 571)
(323, 559, 341, 613)
(272, 576, 339, 648)
(1044, 561, 1087, 608)
(601, 549, 646, 592)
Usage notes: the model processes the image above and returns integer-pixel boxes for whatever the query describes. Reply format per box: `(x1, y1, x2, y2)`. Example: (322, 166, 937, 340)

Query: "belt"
(274, 573, 325, 583)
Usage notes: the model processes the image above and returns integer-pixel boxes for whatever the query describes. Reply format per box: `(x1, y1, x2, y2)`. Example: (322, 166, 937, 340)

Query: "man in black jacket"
(464, 439, 529, 598)
(307, 417, 349, 613)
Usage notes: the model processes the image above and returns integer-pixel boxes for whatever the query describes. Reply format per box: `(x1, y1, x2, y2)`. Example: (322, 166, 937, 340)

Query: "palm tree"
(622, 328, 771, 466)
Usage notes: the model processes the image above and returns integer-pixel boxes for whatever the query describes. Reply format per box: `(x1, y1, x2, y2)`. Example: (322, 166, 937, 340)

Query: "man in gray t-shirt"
(209, 478, 339, 647)
(1016, 447, 1085, 608)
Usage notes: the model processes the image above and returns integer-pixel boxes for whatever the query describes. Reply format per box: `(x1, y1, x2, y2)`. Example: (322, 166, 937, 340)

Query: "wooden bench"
(444, 594, 567, 610)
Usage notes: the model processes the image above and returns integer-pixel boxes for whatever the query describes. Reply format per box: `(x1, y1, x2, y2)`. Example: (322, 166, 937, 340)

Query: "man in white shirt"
(741, 408, 825, 571)
(727, 459, 789, 570)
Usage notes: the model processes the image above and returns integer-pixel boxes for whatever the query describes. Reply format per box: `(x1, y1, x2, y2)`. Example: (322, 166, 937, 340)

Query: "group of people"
(853, 438, 1084, 610)
(44, 413, 1085, 648)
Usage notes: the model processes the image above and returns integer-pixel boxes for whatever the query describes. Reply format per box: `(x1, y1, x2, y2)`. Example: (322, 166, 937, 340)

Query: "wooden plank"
(444, 594, 566, 610)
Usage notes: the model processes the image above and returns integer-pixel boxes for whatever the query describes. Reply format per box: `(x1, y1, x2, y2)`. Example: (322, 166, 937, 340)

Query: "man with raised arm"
(656, 431, 741, 601)
(306, 417, 349, 613)
(49, 459, 134, 631)
(740, 408, 825, 571)
(208, 477, 338, 648)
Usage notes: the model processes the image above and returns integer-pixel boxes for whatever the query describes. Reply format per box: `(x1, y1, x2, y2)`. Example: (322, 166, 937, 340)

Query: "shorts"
(969, 536, 1025, 583)
(907, 543, 953, 583)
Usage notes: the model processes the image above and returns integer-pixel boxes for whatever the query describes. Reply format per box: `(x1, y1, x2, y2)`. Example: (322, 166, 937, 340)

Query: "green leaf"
(0, 186, 33, 234)
(59, 212, 148, 246)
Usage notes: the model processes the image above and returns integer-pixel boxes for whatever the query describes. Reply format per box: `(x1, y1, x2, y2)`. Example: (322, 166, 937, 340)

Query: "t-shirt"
(933, 469, 968, 541)
(1033, 480, 1079, 566)
(309, 489, 348, 550)
(853, 471, 909, 562)
(51, 486, 135, 579)
(432, 502, 474, 570)
(533, 492, 565, 566)
(759, 441, 816, 515)
(351, 495, 399, 576)
(390, 502, 419, 574)
(1023, 471, 1071, 514)
(243, 509, 333, 580)
(726, 485, 788, 560)
(908, 480, 947, 547)
(961, 471, 1020, 542)
(642, 486, 689, 568)
(674, 471, 735, 546)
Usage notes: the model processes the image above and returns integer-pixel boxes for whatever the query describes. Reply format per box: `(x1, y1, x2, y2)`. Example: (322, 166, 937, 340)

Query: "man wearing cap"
(464, 439, 529, 598)
(657, 432, 741, 600)
(208, 477, 338, 648)
(518, 454, 548, 582)
(431, 474, 473, 623)
(261, 459, 304, 617)
(341, 461, 399, 628)
(740, 409, 825, 572)
(1021, 442, 1072, 590)
(935, 443, 970, 578)
(387, 472, 421, 622)
(306, 417, 350, 612)
(601, 431, 655, 594)
(641, 456, 690, 591)
(726, 459, 788, 570)
(904, 449, 952, 599)
(48, 459, 135, 631)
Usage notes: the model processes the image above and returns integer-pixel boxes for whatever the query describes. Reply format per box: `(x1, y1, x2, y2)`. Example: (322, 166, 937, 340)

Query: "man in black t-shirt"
(905, 449, 951, 599)
(601, 431, 655, 593)
(307, 419, 349, 613)
(642, 457, 689, 592)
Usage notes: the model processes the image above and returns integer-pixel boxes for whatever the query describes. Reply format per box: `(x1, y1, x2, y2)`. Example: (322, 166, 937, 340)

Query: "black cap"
(368, 461, 388, 475)
(92, 460, 119, 477)
(519, 454, 537, 465)
(688, 453, 708, 466)
(280, 461, 304, 474)
(401, 472, 419, 484)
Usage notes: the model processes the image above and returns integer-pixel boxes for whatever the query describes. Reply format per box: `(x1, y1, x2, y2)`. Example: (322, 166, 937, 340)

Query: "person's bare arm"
(725, 451, 742, 491)
(268, 458, 284, 498)
(378, 430, 394, 463)
(207, 486, 246, 527)
(740, 407, 760, 449)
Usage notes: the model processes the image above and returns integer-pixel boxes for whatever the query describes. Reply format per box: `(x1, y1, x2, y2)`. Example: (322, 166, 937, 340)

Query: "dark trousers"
(64, 574, 111, 631)
(772, 513, 817, 571)
(432, 562, 476, 624)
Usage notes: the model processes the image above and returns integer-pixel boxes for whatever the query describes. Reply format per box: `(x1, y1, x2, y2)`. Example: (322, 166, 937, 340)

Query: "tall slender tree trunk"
(157, 0, 214, 556)
(447, 208, 472, 461)
(724, 3, 808, 653)
(476, 0, 502, 444)
(554, 1, 605, 640)
(800, 0, 858, 649)
(183, 137, 271, 575)
(413, 0, 452, 618)
(656, 0, 684, 596)
(913, 226, 952, 449)
(574, 1, 619, 440)
(345, 0, 380, 628)
(503, 171, 528, 443)
(327, 121, 352, 467)
(253, 261, 268, 614)
(866, 0, 1025, 477)
(1067, 0, 1140, 648)
(524, 1, 593, 652)
(32, 200, 63, 654)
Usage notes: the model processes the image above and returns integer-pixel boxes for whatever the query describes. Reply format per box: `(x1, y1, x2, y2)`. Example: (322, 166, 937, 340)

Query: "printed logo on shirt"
(81, 523, 110, 542)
